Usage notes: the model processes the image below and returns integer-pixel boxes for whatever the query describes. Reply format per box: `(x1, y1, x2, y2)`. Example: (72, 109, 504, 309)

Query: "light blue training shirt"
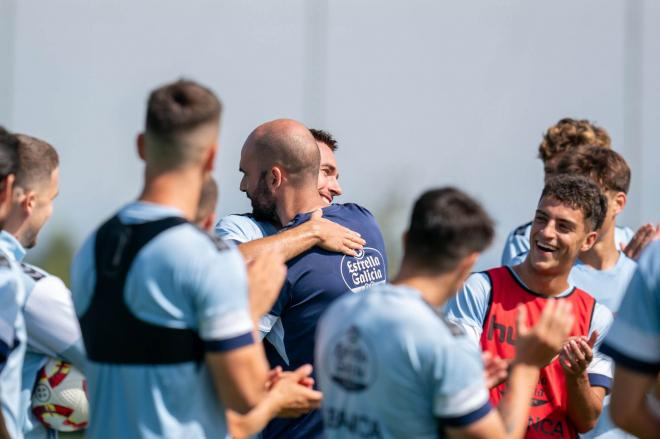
(0, 231, 27, 439)
(316, 283, 491, 439)
(71, 202, 253, 439)
(602, 241, 660, 376)
(0, 231, 86, 439)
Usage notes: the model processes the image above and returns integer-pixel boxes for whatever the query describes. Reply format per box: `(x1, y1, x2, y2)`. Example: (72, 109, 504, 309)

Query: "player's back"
(570, 253, 636, 313)
(71, 202, 250, 439)
(262, 203, 388, 438)
(316, 283, 489, 439)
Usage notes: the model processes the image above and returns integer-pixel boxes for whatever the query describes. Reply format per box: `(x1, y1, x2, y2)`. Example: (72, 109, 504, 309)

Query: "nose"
(239, 176, 246, 193)
(330, 178, 342, 197)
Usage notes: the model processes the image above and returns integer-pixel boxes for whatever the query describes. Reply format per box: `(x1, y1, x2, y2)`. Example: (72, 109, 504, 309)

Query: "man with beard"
(215, 128, 362, 262)
(447, 175, 613, 439)
(217, 119, 387, 438)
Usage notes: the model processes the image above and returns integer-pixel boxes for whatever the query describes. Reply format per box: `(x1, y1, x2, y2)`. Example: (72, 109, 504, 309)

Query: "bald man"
(218, 119, 388, 439)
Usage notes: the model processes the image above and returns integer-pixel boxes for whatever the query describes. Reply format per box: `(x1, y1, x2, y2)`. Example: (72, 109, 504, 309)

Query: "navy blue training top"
(263, 203, 388, 439)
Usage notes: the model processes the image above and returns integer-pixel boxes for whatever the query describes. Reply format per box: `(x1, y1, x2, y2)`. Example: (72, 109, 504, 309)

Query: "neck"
(3, 208, 29, 249)
(392, 263, 455, 308)
(276, 185, 326, 225)
(578, 224, 619, 270)
(513, 258, 571, 297)
(139, 167, 203, 220)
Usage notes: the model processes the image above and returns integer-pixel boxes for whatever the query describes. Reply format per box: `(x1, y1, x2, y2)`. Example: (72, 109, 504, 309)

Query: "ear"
(269, 167, 283, 190)
(203, 143, 218, 173)
(580, 230, 599, 252)
(22, 191, 37, 215)
(201, 212, 217, 233)
(612, 192, 627, 216)
(137, 133, 146, 160)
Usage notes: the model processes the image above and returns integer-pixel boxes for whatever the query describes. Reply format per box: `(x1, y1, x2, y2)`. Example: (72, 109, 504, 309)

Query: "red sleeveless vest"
(479, 267, 595, 439)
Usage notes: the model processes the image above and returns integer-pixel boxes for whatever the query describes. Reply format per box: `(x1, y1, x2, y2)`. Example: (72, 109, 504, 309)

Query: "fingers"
(624, 224, 655, 259)
(587, 331, 599, 348)
(290, 364, 314, 381)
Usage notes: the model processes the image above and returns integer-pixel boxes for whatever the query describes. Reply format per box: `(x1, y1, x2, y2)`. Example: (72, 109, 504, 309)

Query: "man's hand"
(622, 223, 660, 260)
(308, 209, 365, 256)
(247, 253, 287, 319)
(268, 364, 323, 418)
(483, 351, 509, 389)
(514, 300, 574, 368)
(559, 332, 598, 377)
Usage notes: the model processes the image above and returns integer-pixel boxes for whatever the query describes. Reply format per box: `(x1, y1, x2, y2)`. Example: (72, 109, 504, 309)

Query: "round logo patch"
(325, 326, 377, 392)
(340, 247, 386, 293)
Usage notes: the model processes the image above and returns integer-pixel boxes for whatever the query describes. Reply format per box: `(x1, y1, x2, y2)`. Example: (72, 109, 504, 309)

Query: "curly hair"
(538, 118, 611, 169)
(540, 175, 608, 232)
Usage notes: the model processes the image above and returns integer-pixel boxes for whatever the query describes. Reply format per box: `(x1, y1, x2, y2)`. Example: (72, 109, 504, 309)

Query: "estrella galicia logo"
(326, 326, 377, 392)
(340, 247, 386, 293)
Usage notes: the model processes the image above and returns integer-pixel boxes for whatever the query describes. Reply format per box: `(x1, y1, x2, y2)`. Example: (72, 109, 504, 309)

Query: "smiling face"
(317, 141, 342, 205)
(22, 167, 59, 249)
(528, 196, 598, 276)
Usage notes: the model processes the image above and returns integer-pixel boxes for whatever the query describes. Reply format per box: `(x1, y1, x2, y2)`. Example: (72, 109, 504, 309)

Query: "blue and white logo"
(340, 247, 386, 293)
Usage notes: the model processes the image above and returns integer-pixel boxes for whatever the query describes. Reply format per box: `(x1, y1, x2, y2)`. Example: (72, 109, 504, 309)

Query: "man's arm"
(237, 210, 365, 263)
(226, 364, 323, 438)
(446, 301, 575, 439)
(608, 366, 660, 438)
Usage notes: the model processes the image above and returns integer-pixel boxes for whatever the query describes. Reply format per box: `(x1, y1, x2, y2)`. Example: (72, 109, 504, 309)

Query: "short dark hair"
(0, 128, 19, 186)
(309, 128, 338, 152)
(195, 177, 218, 223)
(540, 175, 607, 232)
(554, 145, 630, 194)
(14, 134, 59, 190)
(538, 118, 611, 171)
(146, 79, 222, 138)
(405, 188, 494, 273)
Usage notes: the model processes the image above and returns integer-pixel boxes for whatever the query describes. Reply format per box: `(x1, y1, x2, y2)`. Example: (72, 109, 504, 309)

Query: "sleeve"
(23, 275, 86, 369)
(587, 303, 614, 390)
(0, 273, 19, 368)
(190, 245, 255, 353)
(601, 244, 660, 374)
(443, 273, 492, 345)
(501, 224, 531, 266)
(214, 214, 264, 244)
(432, 335, 491, 426)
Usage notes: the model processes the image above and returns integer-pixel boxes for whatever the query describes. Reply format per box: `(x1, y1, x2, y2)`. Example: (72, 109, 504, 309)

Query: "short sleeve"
(215, 214, 266, 244)
(444, 273, 492, 344)
(602, 243, 660, 374)
(587, 303, 613, 390)
(24, 274, 86, 368)
(189, 245, 254, 352)
(432, 335, 491, 426)
(501, 223, 531, 266)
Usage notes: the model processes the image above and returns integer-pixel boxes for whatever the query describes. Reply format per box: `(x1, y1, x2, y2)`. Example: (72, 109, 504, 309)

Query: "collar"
(0, 230, 27, 262)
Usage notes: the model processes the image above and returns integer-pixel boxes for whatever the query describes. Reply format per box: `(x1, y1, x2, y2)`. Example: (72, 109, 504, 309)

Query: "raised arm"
(237, 210, 365, 263)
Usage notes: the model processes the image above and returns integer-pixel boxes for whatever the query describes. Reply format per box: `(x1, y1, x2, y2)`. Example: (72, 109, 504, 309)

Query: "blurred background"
(2, 0, 659, 279)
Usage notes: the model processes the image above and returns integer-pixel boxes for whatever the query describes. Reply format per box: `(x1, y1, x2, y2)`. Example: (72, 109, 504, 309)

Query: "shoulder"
(513, 221, 533, 237)
(215, 213, 277, 243)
